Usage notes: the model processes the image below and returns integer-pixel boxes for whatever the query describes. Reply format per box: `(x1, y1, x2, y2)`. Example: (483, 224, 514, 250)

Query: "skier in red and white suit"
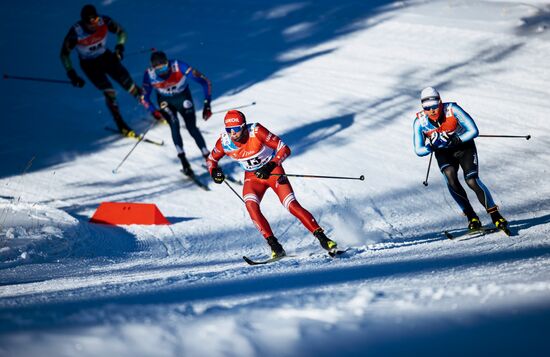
(206, 110, 338, 258)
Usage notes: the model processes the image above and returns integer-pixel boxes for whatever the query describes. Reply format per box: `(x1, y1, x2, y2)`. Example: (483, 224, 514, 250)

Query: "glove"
(255, 161, 277, 180)
(202, 99, 212, 120)
(115, 44, 125, 60)
(67, 69, 85, 88)
(425, 143, 434, 153)
(448, 134, 462, 146)
(211, 167, 225, 184)
(152, 110, 165, 121)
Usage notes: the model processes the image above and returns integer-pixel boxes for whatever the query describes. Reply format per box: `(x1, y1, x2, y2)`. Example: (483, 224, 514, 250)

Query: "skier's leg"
(244, 178, 273, 236)
(104, 50, 141, 98)
(270, 170, 320, 233)
(460, 144, 508, 228)
(269, 167, 337, 250)
(436, 149, 479, 227)
(159, 100, 185, 154)
(103, 89, 132, 133)
(158, 99, 192, 174)
(441, 165, 479, 223)
(180, 91, 209, 158)
(80, 56, 132, 133)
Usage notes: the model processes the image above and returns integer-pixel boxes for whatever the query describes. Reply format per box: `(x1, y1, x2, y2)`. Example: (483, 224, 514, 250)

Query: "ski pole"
(271, 173, 365, 181)
(4, 73, 71, 84)
(478, 134, 531, 140)
(112, 121, 157, 174)
(212, 101, 256, 115)
(422, 151, 433, 187)
(224, 181, 245, 203)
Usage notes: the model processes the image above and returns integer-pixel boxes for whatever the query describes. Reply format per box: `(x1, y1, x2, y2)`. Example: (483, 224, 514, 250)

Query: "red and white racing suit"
(207, 123, 321, 238)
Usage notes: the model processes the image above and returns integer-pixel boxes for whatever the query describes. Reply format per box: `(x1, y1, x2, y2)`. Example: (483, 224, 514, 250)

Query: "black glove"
(255, 161, 277, 180)
(211, 167, 225, 184)
(202, 99, 212, 120)
(67, 69, 85, 88)
(448, 134, 462, 146)
(115, 44, 125, 60)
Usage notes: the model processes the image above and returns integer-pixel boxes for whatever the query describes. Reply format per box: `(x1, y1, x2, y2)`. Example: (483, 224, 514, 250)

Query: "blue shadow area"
(0, 0, 395, 179)
(166, 216, 198, 224)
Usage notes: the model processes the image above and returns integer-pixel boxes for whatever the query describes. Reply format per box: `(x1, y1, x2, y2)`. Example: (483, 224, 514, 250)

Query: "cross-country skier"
(141, 51, 212, 177)
(413, 86, 509, 233)
(60, 4, 142, 137)
(206, 110, 338, 258)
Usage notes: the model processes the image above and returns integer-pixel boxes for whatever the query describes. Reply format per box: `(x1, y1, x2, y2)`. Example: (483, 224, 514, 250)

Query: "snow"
(1, 0, 550, 356)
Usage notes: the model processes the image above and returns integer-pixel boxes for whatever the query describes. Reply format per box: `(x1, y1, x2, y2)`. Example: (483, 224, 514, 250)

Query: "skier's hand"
(448, 134, 462, 146)
(211, 167, 225, 184)
(425, 143, 434, 153)
(202, 99, 212, 120)
(255, 161, 277, 180)
(67, 69, 85, 88)
(115, 44, 125, 60)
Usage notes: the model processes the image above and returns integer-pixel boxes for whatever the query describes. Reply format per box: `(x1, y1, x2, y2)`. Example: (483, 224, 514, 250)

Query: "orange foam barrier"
(90, 202, 170, 225)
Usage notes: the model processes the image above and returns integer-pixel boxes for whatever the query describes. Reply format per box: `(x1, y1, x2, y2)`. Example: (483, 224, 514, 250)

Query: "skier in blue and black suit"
(413, 87, 509, 234)
(141, 51, 212, 177)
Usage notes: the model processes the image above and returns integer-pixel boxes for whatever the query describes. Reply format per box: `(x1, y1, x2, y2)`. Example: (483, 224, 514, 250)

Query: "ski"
(104, 126, 165, 146)
(444, 226, 501, 240)
(243, 255, 286, 265)
(328, 248, 348, 257)
(180, 170, 210, 191)
(244, 248, 347, 265)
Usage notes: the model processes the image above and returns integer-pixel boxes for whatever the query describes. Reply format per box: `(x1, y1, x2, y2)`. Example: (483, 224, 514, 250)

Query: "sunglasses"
(225, 124, 245, 134)
(423, 104, 439, 111)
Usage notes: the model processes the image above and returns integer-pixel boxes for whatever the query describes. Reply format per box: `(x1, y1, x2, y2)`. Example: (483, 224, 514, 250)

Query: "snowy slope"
(1, 0, 550, 356)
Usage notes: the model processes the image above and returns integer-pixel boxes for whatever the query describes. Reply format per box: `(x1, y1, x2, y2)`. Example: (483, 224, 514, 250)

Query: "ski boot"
(467, 217, 482, 232)
(490, 210, 511, 236)
(313, 228, 338, 251)
(266, 236, 286, 259)
(178, 153, 194, 177)
(120, 128, 138, 138)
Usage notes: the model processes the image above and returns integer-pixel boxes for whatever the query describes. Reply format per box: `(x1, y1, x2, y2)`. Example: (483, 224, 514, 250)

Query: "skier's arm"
(105, 16, 127, 46)
(60, 28, 77, 72)
(189, 66, 212, 102)
(140, 71, 156, 113)
(255, 124, 290, 165)
(206, 138, 226, 174)
(413, 118, 431, 157)
(451, 103, 479, 143)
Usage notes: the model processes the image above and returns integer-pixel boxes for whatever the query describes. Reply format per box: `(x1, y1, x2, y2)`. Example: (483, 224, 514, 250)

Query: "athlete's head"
(81, 4, 100, 30)
(224, 110, 247, 141)
(150, 51, 170, 77)
(421, 86, 442, 121)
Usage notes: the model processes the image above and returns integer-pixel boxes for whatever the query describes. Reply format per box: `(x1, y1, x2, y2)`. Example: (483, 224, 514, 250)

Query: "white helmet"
(420, 87, 440, 108)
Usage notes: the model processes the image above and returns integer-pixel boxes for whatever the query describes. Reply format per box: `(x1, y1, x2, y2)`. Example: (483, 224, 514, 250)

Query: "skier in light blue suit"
(413, 87, 509, 234)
